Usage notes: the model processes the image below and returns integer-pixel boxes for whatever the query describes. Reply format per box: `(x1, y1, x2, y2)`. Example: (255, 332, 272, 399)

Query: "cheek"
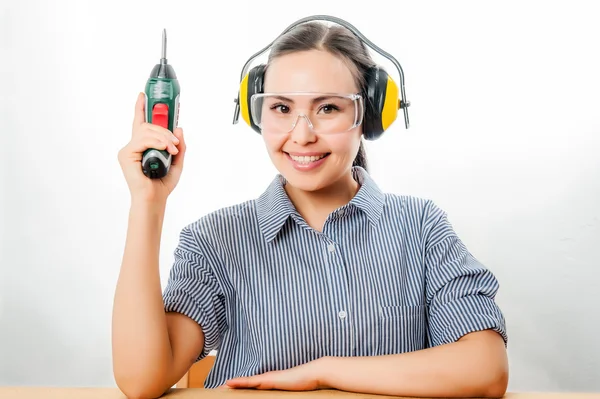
(328, 133, 361, 158)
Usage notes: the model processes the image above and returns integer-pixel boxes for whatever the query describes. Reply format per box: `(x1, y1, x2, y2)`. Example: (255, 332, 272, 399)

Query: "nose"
(290, 114, 316, 145)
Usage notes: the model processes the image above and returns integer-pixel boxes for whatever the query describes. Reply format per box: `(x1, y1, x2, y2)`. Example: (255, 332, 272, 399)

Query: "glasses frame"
(249, 92, 365, 134)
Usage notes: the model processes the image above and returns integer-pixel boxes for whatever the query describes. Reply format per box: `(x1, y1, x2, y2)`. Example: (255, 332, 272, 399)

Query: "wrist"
(127, 198, 167, 246)
(129, 198, 167, 226)
(130, 197, 167, 212)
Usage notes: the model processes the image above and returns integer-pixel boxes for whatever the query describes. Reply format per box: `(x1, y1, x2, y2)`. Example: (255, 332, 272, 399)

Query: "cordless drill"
(142, 29, 181, 179)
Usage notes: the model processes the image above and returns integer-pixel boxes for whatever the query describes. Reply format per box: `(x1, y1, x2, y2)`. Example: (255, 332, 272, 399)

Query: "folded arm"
(319, 329, 508, 398)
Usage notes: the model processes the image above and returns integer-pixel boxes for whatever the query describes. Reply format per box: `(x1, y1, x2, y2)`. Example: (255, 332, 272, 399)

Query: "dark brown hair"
(266, 21, 375, 171)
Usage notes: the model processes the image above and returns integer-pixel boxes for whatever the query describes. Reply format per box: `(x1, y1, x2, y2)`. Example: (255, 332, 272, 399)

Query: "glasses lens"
(250, 93, 362, 134)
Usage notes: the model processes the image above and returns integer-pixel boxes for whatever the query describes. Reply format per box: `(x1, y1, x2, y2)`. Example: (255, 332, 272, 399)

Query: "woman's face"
(259, 49, 362, 192)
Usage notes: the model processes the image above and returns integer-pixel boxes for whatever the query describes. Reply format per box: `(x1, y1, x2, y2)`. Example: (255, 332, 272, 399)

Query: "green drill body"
(142, 29, 180, 179)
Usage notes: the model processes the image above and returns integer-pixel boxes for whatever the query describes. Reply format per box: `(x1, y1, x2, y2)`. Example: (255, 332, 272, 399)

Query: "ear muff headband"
(232, 15, 411, 138)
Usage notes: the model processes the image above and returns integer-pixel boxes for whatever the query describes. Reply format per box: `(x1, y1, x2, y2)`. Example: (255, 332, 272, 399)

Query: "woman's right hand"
(118, 92, 187, 204)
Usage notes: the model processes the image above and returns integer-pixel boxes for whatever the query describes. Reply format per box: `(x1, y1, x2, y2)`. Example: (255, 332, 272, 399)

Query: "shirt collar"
(256, 166, 385, 243)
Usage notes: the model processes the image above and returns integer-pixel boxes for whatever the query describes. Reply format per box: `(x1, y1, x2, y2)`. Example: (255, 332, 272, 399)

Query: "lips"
(284, 152, 330, 171)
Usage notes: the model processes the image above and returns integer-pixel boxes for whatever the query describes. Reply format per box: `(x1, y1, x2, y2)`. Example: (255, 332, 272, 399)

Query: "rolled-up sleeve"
(423, 203, 508, 347)
(162, 225, 227, 360)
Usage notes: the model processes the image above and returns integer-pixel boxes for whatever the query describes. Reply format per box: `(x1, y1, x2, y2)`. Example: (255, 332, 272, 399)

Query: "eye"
(319, 104, 340, 114)
(270, 103, 290, 114)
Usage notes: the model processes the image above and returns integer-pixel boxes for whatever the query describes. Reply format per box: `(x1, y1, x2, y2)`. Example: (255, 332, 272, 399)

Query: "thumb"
(132, 92, 146, 130)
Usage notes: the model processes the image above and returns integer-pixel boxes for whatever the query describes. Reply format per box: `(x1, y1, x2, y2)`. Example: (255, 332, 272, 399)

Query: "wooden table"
(0, 387, 599, 399)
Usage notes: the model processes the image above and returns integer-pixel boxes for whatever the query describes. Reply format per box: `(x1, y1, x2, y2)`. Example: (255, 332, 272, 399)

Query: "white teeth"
(290, 154, 327, 164)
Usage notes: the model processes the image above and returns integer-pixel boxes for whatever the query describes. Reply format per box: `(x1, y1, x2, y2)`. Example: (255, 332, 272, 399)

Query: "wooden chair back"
(176, 355, 216, 388)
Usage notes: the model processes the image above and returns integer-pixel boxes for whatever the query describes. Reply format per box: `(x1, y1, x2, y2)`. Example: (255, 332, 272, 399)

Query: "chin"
(282, 174, 328, 192)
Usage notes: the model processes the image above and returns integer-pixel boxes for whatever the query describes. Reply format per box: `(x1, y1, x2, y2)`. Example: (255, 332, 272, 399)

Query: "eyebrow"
(271, 95, 339, 103)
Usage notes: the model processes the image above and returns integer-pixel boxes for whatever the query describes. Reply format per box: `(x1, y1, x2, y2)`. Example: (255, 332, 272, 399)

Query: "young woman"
(113, 17, 509, 399)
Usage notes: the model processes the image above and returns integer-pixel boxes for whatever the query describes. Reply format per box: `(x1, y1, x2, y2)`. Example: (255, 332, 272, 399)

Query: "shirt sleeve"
(423, 201, 508, 347)
(162, 224, 227, 361)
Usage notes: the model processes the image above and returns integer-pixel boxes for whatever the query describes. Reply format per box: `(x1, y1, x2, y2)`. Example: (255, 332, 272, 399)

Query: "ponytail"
(352, 140, 368, 172)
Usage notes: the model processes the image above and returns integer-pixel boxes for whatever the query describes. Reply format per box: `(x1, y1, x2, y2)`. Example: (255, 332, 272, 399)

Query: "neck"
(284, 171, 360, 232)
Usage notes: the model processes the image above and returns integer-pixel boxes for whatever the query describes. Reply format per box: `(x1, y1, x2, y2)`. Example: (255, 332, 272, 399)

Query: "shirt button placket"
(325, 239, 350, 356)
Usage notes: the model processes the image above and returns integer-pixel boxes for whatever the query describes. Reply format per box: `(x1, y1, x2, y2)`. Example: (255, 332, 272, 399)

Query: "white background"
(1, 0, 599, 393)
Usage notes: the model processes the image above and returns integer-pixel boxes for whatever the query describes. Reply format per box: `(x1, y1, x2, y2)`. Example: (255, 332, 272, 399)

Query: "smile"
(284, 152, 330, 171)
(288, 153, 328, 164)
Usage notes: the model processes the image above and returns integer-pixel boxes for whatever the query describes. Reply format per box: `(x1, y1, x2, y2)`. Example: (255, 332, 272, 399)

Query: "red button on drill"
(152, 103, 169, 129)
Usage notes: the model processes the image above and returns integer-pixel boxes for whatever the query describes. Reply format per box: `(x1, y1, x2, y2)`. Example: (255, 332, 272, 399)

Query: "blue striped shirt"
(162, 166, 508, 388)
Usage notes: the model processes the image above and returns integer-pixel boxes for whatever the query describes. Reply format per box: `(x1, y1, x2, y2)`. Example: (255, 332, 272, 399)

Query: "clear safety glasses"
(249, 92, 364, 135)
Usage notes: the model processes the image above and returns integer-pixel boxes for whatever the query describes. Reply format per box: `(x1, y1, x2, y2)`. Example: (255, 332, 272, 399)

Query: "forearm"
(112, 199, 173, 398)
(320, 330, 508, 398)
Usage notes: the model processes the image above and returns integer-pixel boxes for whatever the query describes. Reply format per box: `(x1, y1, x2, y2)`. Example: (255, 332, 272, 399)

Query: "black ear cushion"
(246, 64, 266, 134)
(363, 66, 388, 140)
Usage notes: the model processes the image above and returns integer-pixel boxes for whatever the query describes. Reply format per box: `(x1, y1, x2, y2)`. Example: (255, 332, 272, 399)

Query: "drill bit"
(161, 29, 167, 64)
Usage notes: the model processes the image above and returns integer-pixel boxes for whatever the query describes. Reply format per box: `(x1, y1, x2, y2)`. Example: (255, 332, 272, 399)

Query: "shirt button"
(337, 209, 344, 217)
(327, 243, 335, 253)
(338, 310, 347, 319)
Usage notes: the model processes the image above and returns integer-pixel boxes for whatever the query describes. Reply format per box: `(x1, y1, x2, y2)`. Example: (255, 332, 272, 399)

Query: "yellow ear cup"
(364, 66, 400, 140)
(239, 73, 251, 127)
(381, 75, 399, 131)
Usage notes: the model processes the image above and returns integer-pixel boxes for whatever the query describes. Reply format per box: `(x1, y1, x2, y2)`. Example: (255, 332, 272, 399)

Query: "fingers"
(132, 92, 146, 129)
(132, 119, 179, 147)
(225, 377, 258, 389)
(129, 129, 180, 156)
(141, 122, 179, 140)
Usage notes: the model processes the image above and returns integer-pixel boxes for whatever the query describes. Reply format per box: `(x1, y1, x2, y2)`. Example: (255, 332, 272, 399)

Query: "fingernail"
(171, 135, 179, 144)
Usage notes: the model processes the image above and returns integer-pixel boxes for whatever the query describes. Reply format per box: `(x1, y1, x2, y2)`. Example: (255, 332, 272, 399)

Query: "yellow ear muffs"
(363, 66, 400, 140)
(239, 64, 266, 134)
